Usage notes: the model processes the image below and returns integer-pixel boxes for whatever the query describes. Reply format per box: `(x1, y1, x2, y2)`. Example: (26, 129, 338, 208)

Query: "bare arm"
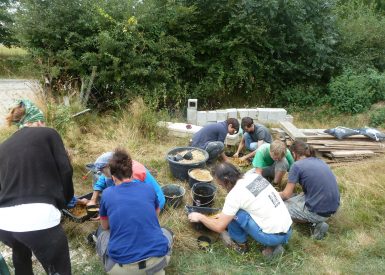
(87, 191, 100, 206)
(255, 168, 263, 175)
(100, 218, 109, 230)
(156, 207, 160, 217)
(221, 152, 229, 162)
(279, 182, 296, 200)
(274, 170, 286, 185)
(257, 140, 265, 148)
(188, 212, 234, 233)
(233, 136, 245, 157)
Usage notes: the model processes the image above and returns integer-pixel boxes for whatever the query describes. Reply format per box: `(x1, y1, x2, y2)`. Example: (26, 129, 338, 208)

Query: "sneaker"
(86, 232, 97, 247)
(262, 245, 285, 260)
(312, 222, 329, 240)
(220, 231, 249, 254)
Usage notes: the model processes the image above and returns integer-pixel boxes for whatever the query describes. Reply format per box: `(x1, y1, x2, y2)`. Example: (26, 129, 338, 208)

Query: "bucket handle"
(190, 188, 216, 207)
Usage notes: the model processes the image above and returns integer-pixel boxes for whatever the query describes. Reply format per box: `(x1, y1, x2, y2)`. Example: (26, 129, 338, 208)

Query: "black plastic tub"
(62, 192, 93, 223)
(166, 147, 209, 180)
(185, 205, 221, 231)
(161, 184, 186, 208)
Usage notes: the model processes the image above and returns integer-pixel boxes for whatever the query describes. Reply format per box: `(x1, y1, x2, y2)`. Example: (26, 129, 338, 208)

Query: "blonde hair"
(5, 104, 25, 127)
(270, 140, 287, 160)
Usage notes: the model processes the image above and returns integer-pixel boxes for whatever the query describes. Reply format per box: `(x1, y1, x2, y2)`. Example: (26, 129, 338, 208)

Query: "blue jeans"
(228, 210, 292, 247)
(244, 133, 258, 151)
(205, 141, 225, 162)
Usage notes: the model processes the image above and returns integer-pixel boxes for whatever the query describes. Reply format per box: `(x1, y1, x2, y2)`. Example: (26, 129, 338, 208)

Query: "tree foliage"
(8, 0, 385, 113)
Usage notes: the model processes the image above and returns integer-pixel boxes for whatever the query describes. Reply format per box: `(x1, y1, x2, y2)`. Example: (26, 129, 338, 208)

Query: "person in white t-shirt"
(188, 162, 292, 258)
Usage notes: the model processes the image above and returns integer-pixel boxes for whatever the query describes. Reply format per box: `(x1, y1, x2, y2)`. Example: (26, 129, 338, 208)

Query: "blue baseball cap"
(87, 152, 113, 172)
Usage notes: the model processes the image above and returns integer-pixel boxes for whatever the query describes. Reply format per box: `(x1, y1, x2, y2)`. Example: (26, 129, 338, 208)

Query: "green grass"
(0, 45, 36, 78)
(1, 101, 385, 274)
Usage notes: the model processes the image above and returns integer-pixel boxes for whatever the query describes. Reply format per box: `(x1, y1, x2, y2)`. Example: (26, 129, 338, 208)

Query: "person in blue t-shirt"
(86, 152, 165, 209)
(191, 118, 239, 163)
(279, 140, 340, 240)
(95, 148, 173, 274)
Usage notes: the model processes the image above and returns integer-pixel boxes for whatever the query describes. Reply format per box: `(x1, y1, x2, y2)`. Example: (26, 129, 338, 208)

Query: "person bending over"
(252, 140, 294, 185)
(191, 118, 239, 163)
(87, 152, 165, 209)
(188, 162, 292, 258)
(95, 148, 173, 274)
(279, 140, 340, 240)
(0, 102, 73, 275)
(233, 117, 272, 161)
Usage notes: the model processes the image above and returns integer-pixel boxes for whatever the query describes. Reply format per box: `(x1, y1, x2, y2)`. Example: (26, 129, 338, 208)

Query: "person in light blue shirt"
(87, 152, 165, 209)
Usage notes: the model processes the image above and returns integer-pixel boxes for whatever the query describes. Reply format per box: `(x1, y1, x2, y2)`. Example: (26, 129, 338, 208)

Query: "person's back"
(100, 181, 168, 263)
(0, 127, 73, 209)
(289, 157, 340, 215)
(226, 173, 292, 234)
(191, 121, 227, 149)
(252, 123, 272, 144)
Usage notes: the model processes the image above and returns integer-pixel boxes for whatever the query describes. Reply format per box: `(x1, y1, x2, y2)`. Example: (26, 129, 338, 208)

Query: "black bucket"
(162, 184, 185, 208)
(191, 182, 217, 207)
(188, 168, 213, 188)
(166, 147, 209, 180)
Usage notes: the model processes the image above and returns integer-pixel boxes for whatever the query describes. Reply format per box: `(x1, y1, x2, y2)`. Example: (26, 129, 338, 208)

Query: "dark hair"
(109, 148, 133, 181)
(289, 140, 316, 158)
(213, 162, 242, 191)
(241, 117, 253, 131)
(226, 118, 240, 133)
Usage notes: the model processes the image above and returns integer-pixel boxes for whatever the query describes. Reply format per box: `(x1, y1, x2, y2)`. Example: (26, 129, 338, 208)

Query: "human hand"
(239, 156, 248, 161)
(188, 212, 202, 223)
(233, 152, 239, 158)
(86, 200, 97, 207)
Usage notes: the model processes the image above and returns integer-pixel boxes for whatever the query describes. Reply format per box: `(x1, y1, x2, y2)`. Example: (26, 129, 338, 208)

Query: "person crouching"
(188, 162, 292, 258)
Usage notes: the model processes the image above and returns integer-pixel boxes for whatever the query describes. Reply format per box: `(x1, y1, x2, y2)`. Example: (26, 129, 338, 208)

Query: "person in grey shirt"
(233, 117, 272, 161)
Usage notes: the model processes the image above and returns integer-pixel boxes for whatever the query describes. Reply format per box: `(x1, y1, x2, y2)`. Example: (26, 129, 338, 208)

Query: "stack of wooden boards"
(275, 121, 385, 162)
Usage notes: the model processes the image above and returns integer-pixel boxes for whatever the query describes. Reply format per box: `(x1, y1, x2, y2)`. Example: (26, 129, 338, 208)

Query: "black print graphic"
(268, 192, 280, 207)
(246, 175, 269, 197)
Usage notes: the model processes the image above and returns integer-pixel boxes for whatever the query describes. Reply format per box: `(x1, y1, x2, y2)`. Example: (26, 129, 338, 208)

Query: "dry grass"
(1, 101, 385, 274)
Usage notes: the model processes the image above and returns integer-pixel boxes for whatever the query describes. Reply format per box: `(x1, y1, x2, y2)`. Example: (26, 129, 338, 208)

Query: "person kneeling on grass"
(188, 162, 292, 258)
(279, 140, 340, 240)
(252, 140, 294, 185)
(86, 152, 165, 210)
(191, 118, 240, 163)
(96, 148, 173, 274)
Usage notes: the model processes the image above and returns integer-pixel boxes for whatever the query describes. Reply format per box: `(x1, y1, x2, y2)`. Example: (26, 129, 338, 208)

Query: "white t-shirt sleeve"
(222, 189, 242, 216)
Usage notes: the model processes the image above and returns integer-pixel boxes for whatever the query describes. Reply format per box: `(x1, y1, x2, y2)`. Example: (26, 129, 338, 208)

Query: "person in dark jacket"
(0, 102, 74, 275)
(191, 118, 239, 163)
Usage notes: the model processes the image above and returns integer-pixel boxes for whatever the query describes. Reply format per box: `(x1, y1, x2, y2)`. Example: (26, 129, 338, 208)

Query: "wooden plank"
(330, 150, 375, 158)
(279, 121, 307, 141)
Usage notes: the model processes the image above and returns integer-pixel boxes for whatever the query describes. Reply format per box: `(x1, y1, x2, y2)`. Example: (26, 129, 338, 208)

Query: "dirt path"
(0, 79, 41, 126)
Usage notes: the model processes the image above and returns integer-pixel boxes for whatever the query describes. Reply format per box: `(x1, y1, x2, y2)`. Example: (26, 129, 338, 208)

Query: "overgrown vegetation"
(2, 0, 384, 113)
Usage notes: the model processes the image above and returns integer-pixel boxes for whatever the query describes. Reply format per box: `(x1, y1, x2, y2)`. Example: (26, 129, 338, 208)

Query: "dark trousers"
(0, 225, 71, 275)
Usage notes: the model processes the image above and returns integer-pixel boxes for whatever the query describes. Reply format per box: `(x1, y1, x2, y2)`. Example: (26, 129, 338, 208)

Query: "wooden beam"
(279, 121, 307, 141)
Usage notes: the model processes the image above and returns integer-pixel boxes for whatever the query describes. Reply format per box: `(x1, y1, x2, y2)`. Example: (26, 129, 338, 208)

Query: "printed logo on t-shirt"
(268, 192, 280, 207)
(246, 176, 269, 197)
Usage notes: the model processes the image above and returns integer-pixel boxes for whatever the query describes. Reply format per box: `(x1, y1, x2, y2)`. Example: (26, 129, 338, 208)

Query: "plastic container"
(166, 147, 209, 180)
(185, 205, 221, 231)
(188, 168, 213, 188)
(191, 182, 217, 207)
(62, 192, 93, 223)
(162, 184, 186, 208)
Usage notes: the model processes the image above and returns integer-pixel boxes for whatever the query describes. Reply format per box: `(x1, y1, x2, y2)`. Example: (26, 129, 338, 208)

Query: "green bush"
(12, 0, 339, 109)
(328, 68, 385, 114)
(369, 107, 385, 128)
(272, 84, 326, 109)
